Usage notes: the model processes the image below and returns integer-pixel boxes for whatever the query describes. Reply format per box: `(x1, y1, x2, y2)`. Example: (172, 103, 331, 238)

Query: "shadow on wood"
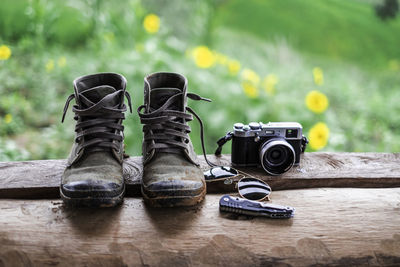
(0, 188, 400, 266)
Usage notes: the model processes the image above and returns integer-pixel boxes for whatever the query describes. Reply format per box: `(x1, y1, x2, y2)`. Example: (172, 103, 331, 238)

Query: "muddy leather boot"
(138, 72, 208, 207)
(60, 73, 132, 207)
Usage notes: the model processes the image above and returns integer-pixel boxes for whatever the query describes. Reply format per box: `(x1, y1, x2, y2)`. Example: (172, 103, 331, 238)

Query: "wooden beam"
(1, 153, 400, 199)
(0, 188, 399, 266)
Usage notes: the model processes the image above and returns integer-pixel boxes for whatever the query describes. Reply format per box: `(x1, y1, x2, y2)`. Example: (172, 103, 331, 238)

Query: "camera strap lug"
(301, 135, 309, 153)
(215, 131, 233, 156)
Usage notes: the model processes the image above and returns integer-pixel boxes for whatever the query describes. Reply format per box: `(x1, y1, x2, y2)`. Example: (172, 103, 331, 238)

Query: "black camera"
(215, 122, 308, 175)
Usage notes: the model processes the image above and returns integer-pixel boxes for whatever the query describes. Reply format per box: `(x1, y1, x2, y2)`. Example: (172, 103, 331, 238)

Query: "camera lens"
(270, 149, 283, 162)
(259, 139, 295, 175)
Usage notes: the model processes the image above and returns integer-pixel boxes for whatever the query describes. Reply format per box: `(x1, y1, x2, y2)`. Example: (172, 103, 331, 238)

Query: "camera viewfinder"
(286, 129, 298, 138)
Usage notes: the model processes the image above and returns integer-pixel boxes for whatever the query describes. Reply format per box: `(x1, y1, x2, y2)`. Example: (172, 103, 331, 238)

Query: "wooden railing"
(0, 152, 399, 266)
(1, 152, 400, 198)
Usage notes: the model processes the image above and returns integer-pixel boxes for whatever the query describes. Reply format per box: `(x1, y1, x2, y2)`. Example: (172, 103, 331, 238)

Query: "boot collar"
(74, 72, 127, 106)
(144, 72, 187, 113)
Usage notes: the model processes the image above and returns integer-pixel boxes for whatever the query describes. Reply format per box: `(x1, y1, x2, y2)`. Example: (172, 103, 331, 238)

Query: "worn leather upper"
(61, 73, 131, 195)
(140, 72, 199, 166)
(138, 72, 205, 196)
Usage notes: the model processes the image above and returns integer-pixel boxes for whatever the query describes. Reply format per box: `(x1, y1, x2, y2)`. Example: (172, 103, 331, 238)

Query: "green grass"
(214, 0, 400, 69)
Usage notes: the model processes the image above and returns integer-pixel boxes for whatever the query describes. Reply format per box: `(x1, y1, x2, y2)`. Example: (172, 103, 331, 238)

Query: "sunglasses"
(204, 166, 271, 201)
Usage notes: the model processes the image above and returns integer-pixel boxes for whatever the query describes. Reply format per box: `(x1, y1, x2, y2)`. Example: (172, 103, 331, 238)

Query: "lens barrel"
(259, 138, 295, 175)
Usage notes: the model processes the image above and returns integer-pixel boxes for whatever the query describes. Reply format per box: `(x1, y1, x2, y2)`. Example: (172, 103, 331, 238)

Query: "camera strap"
(214, 131, 233, 156)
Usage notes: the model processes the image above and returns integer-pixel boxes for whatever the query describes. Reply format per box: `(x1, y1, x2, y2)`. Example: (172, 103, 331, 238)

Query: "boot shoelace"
(138, 92, 217, 167)
(62, 90, 132, 152)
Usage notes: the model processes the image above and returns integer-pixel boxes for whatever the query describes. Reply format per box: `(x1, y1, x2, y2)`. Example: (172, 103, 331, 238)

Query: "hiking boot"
(60, 73, 132, 207)
(138, 72, 210, 207)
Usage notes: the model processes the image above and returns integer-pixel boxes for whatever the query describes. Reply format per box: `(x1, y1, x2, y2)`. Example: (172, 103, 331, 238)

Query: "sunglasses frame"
(236, 176, 271, 202)
(204, 166, 272, 201)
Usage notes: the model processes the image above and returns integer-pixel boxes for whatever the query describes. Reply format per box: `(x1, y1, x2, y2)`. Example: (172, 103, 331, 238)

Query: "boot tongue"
(77, 86, 120, 154)
(80, 85, 118, 108)
(150, 88, 182, 110)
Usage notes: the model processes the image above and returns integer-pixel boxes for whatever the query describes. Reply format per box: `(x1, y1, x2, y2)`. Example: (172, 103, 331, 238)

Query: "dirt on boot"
(61, 73, 132, 207)
(138, 72, 210, 207)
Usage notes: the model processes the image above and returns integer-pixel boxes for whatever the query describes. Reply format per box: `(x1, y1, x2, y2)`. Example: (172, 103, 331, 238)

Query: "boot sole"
(60, 186, 125, 208)
(141, 185, 206, 208)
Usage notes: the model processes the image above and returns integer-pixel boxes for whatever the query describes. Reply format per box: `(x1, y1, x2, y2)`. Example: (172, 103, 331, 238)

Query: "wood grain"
(1, 153, 400, 199)
(0, 188, 399, 266)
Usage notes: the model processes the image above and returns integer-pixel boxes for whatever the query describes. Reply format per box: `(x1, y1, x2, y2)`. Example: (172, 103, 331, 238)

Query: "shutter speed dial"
(249, 122, 261, 130)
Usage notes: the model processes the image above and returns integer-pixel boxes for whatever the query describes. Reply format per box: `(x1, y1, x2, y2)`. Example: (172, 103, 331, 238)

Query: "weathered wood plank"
(0, 188, 399, 266)
(1, 153, 400, 199)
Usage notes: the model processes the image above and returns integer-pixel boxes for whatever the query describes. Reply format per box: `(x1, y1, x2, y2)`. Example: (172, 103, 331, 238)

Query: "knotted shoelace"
(62, 90, 132, 152)
(138, 92, 216, 167)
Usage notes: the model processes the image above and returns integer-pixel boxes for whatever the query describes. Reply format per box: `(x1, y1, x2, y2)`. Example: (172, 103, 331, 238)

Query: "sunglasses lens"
(204, 166, 238, 180)
(238, 177, 271, 201)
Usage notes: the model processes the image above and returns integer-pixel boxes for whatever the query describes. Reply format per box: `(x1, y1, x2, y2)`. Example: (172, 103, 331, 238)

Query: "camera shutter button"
(249, 122, 260, 130)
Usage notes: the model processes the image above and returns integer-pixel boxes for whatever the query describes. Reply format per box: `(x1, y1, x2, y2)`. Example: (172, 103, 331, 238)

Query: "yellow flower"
(388, 59, 400, 71)
(143, 14, 160, 34)
(4, 114, 12, 124)
(242, 81, 259, 98)
(45, 59, 55, 72)
(57, 56, 67, 68)
(241, 68, 260, 86)
(227, 59, 241, 75)
(309, 122, 330, 150)
(305, 90, 329, 114)
(262, 74, 279, 95)
(192, 46, 216, 68)
(0, 45, 12, 60)
(312, 67, 324, 86)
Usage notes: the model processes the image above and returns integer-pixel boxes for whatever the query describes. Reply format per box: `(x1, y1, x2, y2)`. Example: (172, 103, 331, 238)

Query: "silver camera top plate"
(233, 122, 303, 140)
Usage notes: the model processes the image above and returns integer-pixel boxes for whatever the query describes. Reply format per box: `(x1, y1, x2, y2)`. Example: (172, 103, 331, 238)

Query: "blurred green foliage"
(0, 0, 400, 161)
(216, 0, 400, 69)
